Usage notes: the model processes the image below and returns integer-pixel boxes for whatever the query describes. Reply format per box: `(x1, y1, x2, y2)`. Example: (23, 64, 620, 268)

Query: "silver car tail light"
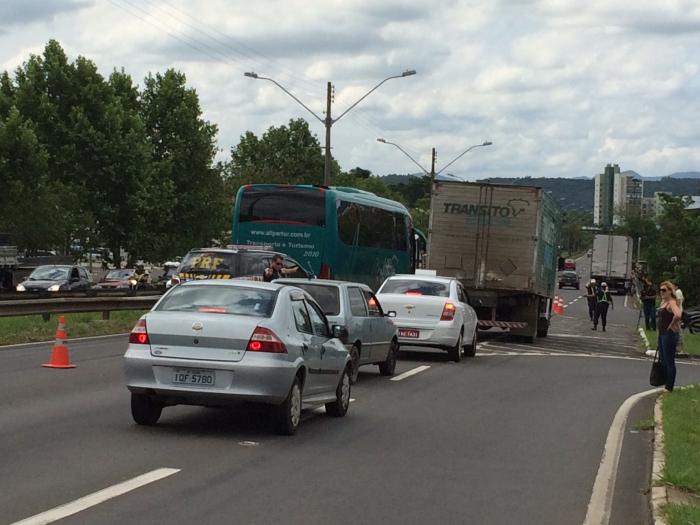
(246, 327, 287, 354)
(129, 319, 150, 345)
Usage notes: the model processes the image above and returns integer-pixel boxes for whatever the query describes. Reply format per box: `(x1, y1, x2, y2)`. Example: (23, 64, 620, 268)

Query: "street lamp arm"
(334, 70, 416, 123)
(436, 142, 492, 175)
(377, 138, 430, 176)
(245, 73, 324, 124)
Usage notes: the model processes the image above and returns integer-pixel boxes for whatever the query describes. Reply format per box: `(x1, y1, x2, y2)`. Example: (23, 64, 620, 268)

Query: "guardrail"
(0, 295, 161, 318)
(0, 288, 164, 301)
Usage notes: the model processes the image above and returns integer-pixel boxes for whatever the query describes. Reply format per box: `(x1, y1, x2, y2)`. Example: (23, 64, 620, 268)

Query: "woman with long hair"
(657, 281, 683, 392)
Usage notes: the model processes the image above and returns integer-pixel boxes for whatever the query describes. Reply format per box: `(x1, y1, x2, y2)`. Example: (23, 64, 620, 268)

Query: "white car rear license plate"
(399, 329, 420, 338)
(173, 368, 216, 386)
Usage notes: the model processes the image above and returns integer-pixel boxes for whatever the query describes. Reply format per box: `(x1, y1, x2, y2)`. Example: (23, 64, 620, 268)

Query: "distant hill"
(378, 173, 700, 212)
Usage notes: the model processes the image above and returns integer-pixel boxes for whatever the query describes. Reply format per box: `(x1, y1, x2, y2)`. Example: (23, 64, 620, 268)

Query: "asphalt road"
(3, 260, 699, 524)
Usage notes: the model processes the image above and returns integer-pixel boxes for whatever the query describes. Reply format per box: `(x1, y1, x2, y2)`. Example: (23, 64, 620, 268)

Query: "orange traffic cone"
(558, 297, 565, 314)
(43, 315, 75, 369)
(553, 296, 563, 315)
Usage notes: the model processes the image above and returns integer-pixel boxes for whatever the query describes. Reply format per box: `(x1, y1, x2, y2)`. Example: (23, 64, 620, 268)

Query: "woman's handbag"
(649, 348, 666, 387)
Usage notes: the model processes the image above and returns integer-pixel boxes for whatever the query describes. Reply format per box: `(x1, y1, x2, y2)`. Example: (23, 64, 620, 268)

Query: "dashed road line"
(10, 468, 180, 525)
(390, 365, 431, 381)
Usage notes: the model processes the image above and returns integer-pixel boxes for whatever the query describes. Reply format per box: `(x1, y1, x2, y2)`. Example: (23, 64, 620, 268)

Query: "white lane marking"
(624, 294, 628, 308)
(390, 365, 431, 381)
(583, 388, 661, 525)
(10, 468, 180, 525)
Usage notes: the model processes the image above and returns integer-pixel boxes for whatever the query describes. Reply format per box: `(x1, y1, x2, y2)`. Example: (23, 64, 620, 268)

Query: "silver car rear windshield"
(285, 283, 340, 316)
(380, 279, 449, 297)
(157, 285, 277, 317)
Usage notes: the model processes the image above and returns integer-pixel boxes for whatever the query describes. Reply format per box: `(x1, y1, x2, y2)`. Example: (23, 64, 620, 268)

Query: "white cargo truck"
(590, 234, 633, 295)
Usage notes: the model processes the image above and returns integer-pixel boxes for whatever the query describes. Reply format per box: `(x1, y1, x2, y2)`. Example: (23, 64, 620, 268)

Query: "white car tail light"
(440, 303, 457, 321)
(246, 326, 287, 354)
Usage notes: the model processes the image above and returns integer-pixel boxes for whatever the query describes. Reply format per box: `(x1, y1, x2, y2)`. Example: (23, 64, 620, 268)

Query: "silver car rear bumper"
(124, 346, 299, 405)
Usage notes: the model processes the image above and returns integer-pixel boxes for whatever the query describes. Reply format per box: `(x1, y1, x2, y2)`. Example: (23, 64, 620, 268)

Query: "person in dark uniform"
(658, 281, 683, 391)
(585, 279, 598, 322)
(593, 282, 614, 331)
(262, 254, 298, 282)
(641, 279, 657, 330)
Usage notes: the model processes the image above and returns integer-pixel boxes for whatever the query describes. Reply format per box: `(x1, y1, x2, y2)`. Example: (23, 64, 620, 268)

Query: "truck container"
(427, 180, 561, 342)
(590, 234, 633, 295)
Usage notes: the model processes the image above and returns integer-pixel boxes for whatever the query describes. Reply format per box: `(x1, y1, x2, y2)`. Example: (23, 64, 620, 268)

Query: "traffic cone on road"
(553, 296, 563, 315)
(42, 315, 75, 369)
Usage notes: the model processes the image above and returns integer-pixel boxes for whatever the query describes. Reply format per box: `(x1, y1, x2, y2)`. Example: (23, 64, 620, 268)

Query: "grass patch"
(0, 311, 146, 346)
(634, 418, 655, 431)
(663, 503, 700, 525)
(644, 329, 700, 356)
(663, 385, 700, 495)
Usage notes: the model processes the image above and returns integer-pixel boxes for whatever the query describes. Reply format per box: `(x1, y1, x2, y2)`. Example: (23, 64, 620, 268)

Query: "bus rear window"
(238, 188, 326, 226)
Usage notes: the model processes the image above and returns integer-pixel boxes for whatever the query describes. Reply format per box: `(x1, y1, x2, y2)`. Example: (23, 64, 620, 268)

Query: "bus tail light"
(319, 264, 332, 279)
(246, 327, 287, 353)
(440, 303, 457, 321)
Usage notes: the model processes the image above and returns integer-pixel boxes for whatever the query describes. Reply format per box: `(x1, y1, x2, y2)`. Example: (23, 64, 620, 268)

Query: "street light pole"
(245, 70, 416, 186)
(377, 139, 492, 181)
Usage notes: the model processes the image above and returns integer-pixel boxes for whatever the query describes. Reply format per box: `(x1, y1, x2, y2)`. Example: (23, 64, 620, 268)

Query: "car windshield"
(106, 269, 134, 280)
(156, 285, 276, 317)
(380, 279, 450, 297)
(29, 266, 70, 281)
(285, 283, 340, 316)
(562, 272, 577, 277)
(179, 251, 236, 274)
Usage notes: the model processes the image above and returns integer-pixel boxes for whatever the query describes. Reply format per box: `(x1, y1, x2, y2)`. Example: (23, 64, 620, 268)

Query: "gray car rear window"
(157, 285, 277, 317)
(286, 284, 340, 316)
(380, 279, 449, 297)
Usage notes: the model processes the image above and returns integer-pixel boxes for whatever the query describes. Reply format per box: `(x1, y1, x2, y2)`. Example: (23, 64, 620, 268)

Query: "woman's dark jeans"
(659, 331, 679, 391)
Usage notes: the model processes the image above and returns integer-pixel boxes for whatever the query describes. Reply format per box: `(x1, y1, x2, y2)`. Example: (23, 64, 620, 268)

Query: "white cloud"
(0, 0, 698, 180)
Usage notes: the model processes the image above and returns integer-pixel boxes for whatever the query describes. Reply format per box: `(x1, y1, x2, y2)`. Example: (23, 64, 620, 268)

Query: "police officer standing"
(593, 282, 614, 331)
(585, 279, 598, 322)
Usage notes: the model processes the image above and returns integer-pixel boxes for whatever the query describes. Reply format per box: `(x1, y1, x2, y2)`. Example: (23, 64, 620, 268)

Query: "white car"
(376, 273, 478, 362)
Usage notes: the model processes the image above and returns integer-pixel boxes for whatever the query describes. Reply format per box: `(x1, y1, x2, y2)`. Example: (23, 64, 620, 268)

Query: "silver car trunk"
(376, 293, 448, 328)
(146, 311, 260, 362)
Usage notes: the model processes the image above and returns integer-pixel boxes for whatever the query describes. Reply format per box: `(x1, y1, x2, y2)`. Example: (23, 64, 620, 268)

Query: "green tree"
(645, 195, 700, 306)
(226, 118, 341, 198)
(141, 69, 226, 260)
(0, 107, 70, 252)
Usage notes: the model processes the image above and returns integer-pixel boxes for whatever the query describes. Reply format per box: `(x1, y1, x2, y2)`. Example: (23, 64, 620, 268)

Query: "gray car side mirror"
(332, 325, 349, 343)
(386, 311, 397, 318)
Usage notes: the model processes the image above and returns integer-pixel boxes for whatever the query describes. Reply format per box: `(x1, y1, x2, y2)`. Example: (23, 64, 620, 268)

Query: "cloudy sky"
(1, 0, 699, 180)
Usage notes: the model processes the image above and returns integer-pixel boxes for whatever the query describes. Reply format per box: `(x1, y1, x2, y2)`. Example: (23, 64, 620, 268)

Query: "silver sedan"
(123, 280, 351, 435)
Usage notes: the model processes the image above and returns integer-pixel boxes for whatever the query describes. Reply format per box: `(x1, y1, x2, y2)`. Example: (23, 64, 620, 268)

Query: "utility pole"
(324, 82, 333, 186)
(430, 148, 436, 180)
(245, 70, 416, 187)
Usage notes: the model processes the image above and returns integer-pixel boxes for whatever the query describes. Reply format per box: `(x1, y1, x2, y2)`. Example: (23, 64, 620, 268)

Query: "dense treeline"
(0, 40, 226, 265)
(0, 41, 428, 264)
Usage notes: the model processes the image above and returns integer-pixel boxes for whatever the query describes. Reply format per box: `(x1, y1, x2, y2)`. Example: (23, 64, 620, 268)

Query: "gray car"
(123, 280, 351, 435)
(276, 279, 399, 383)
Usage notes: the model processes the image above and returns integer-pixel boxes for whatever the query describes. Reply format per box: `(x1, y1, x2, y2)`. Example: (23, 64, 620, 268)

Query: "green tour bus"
(232, 184, 417, 290)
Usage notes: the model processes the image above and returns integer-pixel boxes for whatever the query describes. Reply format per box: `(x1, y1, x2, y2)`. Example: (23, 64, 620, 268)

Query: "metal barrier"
(0, 296, 161, 318)
(0, 288, 164, 301)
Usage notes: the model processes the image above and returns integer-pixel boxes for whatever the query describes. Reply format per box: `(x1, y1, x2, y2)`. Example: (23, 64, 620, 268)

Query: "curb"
(638, 328, 697, 359)
(651, 394, 668, 525)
